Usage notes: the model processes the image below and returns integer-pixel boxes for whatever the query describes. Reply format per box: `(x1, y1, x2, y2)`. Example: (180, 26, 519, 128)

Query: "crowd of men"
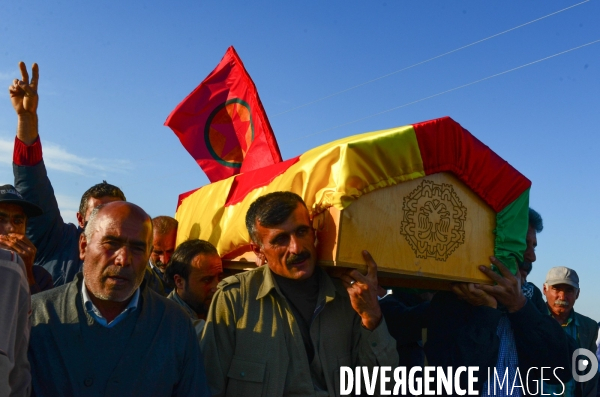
(1, 62, 599, 397)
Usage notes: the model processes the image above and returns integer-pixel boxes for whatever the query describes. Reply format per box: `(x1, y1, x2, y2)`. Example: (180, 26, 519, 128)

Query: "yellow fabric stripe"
(176, 124, 425, 256)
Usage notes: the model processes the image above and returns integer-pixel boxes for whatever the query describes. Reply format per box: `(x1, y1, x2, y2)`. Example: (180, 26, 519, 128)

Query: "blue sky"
(1, 1, 599, 319)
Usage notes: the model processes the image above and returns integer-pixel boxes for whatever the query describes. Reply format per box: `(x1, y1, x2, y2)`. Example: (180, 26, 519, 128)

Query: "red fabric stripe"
(176, 187, 202, 211)
(225, 156, 301, 207)
(13, 136, 43, 166)
(413, 117, 531, 213)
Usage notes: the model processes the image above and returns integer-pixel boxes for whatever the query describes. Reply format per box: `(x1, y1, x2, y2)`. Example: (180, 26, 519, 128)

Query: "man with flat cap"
(543, 266, 598, 397)
(28, 201, 209, 396)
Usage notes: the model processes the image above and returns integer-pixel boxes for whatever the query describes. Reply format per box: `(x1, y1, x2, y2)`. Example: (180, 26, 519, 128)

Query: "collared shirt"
(167, 290, 205, 341)
(81, 279, 140, 328)
(543, 308, 578, 397)
(481, 316, 521, 397)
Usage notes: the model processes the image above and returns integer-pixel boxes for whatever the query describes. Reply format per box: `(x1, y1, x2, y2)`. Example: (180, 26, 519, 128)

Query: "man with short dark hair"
(519, 207, 544, 305)
(519, 207, 543, 282)
(543, 267, 598, 397)
(202, 191, 398, 396)
(143, 216, 178, 295)
(10, 62, 126, 286)
(28, 201, 210, 396)
(165, 239, 223, 339)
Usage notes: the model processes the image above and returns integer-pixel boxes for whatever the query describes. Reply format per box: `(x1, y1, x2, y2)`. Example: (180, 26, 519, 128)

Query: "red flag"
(165, 46, 282, 182)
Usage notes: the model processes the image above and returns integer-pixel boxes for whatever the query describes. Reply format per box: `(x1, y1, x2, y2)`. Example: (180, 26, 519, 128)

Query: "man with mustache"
(201, 191, 398, 396)
(144, 216, 178, 295)
(543, 266, 598, 397)
(28, 201, 210, 396)
(165, 239, 223, 340)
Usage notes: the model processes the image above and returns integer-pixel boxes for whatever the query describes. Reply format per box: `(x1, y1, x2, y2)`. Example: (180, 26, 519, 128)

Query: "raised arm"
(9, 62, 39, 144)
(10, 62, 79, 286)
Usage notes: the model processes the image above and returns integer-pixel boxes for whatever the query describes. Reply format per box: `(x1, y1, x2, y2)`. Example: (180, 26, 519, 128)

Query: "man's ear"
(575, 289, 580, 300)
(79, 233, 88, 261)
(76, 212, 85, 229)
(173, 274, 185, 290)
(251, 243, 266, 266)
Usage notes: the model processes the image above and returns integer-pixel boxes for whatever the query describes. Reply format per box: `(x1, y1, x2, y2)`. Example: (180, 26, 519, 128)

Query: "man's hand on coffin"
(473, 256, 527, 313)
(451, 282, 497, 309)
(338, 250, 382, 331)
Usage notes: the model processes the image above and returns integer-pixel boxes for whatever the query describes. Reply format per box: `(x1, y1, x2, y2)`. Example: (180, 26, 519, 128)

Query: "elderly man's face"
(253, 203, 317, 280)
(543, 283, 579, 319)
(80, 202, 152, 302)
(0, 203, 27, 235)
(150, 228, 177, 272)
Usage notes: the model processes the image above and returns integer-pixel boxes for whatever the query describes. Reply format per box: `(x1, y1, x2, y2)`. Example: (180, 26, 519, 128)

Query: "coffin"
(175, 117, 531, 288)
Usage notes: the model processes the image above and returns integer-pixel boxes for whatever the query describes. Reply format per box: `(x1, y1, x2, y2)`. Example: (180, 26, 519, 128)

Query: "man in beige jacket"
(201, 192, 398, 396)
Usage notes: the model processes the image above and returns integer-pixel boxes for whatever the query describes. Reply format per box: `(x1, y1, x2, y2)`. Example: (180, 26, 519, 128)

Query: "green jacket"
(201, 265, 398, 397)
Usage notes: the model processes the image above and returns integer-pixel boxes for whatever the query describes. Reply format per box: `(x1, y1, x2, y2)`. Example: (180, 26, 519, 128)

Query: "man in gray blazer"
(28, 201, 210, 396)
(544, 266, 598, 397)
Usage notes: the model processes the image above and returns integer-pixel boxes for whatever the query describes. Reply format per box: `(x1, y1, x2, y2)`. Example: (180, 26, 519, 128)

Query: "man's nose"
(162, 252, 172, 265)
(524, 247, 536, 263)
(115, 246, 132, 267)
(5, 221, 16, 233)
(289, 234, 303, 254)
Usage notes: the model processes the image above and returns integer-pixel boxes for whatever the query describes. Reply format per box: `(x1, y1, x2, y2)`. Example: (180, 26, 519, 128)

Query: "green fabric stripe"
(493, 188, 529, 275)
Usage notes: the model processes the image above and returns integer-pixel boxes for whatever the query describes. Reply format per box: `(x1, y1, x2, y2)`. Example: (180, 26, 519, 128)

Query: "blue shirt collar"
(81, 279, 140, 328)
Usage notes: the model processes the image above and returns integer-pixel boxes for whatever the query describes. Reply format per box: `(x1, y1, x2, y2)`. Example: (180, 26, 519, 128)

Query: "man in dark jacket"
(28, 201, 210, 396)
(10, 62, 125, 287)
(425, 257, 575, 396)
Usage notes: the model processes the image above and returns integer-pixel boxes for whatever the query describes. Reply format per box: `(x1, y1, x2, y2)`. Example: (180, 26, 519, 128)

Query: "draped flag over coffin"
(175, 117, 531, 287)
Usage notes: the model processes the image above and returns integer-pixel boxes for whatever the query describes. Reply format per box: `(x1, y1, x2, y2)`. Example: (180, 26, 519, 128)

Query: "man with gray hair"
(28, 201, 209, 396)
(543, 266, 598, 397)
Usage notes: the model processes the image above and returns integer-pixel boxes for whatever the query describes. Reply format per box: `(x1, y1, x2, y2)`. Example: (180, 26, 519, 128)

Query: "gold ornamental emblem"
(400, 179, 467, 261)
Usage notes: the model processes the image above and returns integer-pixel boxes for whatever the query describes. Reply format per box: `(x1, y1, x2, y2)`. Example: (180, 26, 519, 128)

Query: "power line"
(272, 0, 590, 117)
(283, 39, 600, 144)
